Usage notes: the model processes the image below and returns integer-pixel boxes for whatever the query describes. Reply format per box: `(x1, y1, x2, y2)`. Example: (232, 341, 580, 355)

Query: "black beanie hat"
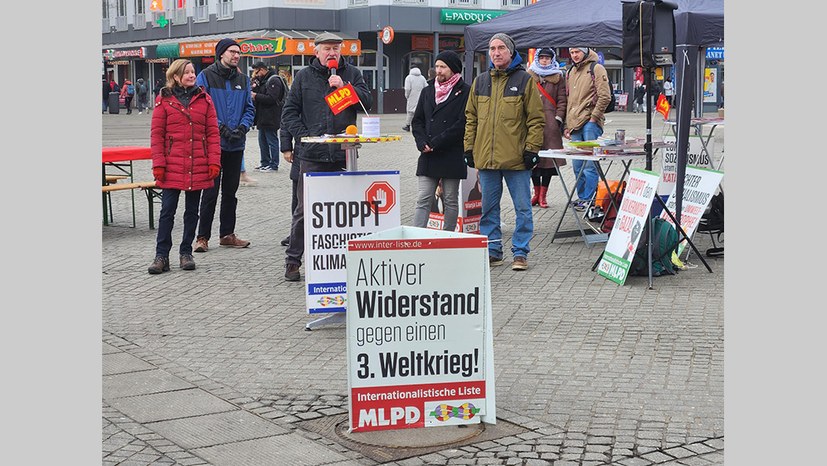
(215, 38, 240, 60)
(435, 50, 463, 74)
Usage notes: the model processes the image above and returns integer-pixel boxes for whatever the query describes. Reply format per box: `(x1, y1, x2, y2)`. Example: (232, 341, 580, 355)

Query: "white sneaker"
(139, 111, 142, 114)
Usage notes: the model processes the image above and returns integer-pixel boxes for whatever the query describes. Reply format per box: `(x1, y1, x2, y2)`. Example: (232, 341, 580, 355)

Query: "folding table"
(539, 149, 645, 247)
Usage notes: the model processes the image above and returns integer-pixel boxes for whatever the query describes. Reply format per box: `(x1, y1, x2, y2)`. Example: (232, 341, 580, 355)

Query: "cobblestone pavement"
(103, 109, 724, 465)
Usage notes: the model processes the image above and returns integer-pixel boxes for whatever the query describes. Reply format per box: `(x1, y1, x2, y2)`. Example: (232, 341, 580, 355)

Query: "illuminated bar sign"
(440, 9, 506, 25)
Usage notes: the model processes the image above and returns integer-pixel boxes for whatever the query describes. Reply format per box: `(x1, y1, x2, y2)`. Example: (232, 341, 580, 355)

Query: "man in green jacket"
(464, 32, 545, 271)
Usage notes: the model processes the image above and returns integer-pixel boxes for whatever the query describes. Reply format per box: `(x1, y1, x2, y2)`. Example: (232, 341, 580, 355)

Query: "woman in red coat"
(148, 59, 221, 274)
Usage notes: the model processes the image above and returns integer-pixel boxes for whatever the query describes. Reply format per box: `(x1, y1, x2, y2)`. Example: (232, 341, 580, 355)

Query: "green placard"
(440, 9, 507, 25)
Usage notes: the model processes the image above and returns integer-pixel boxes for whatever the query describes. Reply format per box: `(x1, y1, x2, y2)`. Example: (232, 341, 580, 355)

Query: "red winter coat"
(151, 86, 221, 191)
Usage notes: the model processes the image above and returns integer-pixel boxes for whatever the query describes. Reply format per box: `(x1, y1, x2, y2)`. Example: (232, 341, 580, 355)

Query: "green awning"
(155, 43, 180, 58)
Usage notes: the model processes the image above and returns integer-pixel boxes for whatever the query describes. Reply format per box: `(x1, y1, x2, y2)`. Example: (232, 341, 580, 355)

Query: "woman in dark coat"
(411, 51, 470, 231)
(147, 59, 222, 274)
(526, 48, 567, 208)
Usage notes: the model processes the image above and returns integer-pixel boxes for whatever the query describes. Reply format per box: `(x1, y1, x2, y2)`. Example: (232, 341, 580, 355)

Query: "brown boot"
(538, 186, 549, 208)
(147, 256, 170, 274)
(530, 186, 540, 206)
(219, 233, 250, 248)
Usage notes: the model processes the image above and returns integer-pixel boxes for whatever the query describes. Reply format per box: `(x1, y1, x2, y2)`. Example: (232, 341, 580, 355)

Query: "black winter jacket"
(411, 78, 471, 180)
(253, 70, 286, 129)
(280, 57, 372, 163)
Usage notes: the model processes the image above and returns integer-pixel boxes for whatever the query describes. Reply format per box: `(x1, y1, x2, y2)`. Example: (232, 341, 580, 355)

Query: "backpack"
(628, 218, 680, 277)
(697, 191, 724, 235)
(137, 82, 148, 96)
(589, 62, 615, 113)
(126, 83, 135, 96)
(266, 74, 287, 106)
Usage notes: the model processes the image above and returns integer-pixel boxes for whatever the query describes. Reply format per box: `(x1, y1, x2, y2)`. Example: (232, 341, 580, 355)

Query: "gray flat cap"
(314, 32, 344, 45)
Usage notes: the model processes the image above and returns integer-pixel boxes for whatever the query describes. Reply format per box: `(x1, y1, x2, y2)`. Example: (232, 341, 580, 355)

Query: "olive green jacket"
(464, 65, 544, 170)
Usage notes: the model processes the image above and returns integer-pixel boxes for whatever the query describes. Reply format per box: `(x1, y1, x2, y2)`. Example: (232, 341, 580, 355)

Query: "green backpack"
(628, 218, 680, 277)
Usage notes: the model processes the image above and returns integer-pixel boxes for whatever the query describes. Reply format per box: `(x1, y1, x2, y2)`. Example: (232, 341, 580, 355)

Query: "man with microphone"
(280, 32, 372, 281)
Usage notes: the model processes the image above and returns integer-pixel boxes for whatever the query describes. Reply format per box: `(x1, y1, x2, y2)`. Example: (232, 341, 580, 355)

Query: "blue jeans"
(478, 169, 533, 260)
(155, 188, 201, 257)
(258, 128, 280, 169)
(570, 121, 603, 201)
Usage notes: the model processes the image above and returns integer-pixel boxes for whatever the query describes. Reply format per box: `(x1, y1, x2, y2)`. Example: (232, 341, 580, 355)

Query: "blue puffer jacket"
(196, 62, 256, 152)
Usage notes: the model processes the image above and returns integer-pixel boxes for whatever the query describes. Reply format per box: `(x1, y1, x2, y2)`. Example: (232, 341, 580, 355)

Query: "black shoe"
(180, 254, 196, 270)
(285, 263, 301, 281)
(280, 236, 290, 246)
(402, 125, 411, 132)
(147, 256, 170, 274)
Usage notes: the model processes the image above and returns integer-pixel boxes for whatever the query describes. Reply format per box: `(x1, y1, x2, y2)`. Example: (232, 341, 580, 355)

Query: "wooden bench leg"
(144, 187, 163, 230)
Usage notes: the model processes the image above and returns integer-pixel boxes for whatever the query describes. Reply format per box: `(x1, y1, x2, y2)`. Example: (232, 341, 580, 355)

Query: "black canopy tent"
(463, 0, 723, 233)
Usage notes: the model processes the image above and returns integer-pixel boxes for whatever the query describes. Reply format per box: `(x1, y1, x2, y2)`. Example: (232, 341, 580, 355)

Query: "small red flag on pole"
(177, 0, 186, 8)
(656, 93, 671, 120)
(325, 83, 361, 115)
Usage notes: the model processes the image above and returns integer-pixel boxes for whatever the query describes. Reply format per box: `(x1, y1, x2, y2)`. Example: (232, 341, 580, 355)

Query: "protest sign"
(597, 169, 660, 285)
(659, 166, 724, 256)
(304, 171, 400, 314)
(660, 135, 716, 196)
(346, 227, 495, 432)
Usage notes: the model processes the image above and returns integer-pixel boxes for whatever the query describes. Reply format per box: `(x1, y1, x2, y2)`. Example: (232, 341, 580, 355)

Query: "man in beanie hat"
(464, 33, 544, 271)
(402, 66, 427, 131)
(410, 49, 470, 232)
(280, 31, 372, 281)
(563, 46, 612, 212)
(192, 38, 256, 252)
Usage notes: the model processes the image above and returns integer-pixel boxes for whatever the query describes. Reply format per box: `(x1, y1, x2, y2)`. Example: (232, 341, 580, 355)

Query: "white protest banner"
(659, 166, 724, 256)
(304, 171, 401, 314)
(346, 226, 495, 433)
(660, 135, 716, 196)
(597, 168, 660, 285)
(426, 167, 481, 234)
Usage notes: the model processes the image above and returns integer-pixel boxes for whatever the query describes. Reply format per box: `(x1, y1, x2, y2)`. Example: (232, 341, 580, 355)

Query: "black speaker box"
(622, 0, 677, 68)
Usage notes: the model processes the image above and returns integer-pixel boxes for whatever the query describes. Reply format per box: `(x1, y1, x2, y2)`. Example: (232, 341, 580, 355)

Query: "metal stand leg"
(305, 312, 346, 331)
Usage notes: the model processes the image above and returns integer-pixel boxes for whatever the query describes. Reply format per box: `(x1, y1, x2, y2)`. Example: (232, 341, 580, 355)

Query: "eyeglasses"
(226, 50, 241, 55)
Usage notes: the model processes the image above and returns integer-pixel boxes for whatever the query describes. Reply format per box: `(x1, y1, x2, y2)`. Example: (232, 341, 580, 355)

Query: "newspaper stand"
(300, 134, 402, 331)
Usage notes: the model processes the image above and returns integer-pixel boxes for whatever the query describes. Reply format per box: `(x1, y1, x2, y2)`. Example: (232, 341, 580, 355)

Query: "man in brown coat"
(563, 47, 612, 211)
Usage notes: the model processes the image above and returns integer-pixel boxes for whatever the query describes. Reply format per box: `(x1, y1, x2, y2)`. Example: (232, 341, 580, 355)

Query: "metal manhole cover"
(296, 413, 529, 463)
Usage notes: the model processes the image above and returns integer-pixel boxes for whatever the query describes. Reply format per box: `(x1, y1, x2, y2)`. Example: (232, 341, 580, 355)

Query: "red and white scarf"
(434, 73, 462, 105)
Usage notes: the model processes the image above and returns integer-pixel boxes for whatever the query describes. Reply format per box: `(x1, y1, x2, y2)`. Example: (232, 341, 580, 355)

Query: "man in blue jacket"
(193, 38, 256, 252)
(280, 32, 372, 281)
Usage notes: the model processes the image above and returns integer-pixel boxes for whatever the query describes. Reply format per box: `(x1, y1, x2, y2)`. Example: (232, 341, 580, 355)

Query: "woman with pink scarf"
(410, 50, 471, 231)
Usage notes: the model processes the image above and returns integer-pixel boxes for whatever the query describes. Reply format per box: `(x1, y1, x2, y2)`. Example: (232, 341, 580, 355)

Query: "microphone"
(327, 59, 338, 76)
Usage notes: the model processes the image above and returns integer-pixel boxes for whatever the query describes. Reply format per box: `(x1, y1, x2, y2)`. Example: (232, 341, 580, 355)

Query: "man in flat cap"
(280, 32, 372, 281)
(464, 32, 544, 271)
(192, 38, 256, 252)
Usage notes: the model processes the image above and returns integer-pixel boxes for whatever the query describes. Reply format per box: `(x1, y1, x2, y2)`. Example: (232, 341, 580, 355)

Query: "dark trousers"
(124, 96, 133, 113)
(155, 188, 201, 257)
(285, 159, 345, 266)
(198, 150, 243, 240)
(531, 168, 557, 188)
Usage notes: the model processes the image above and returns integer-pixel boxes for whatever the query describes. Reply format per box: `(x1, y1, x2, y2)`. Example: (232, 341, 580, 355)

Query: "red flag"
(177, 0, 185, 8)
(325, 83, 360, 115)
(656, 93, 671, 120)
